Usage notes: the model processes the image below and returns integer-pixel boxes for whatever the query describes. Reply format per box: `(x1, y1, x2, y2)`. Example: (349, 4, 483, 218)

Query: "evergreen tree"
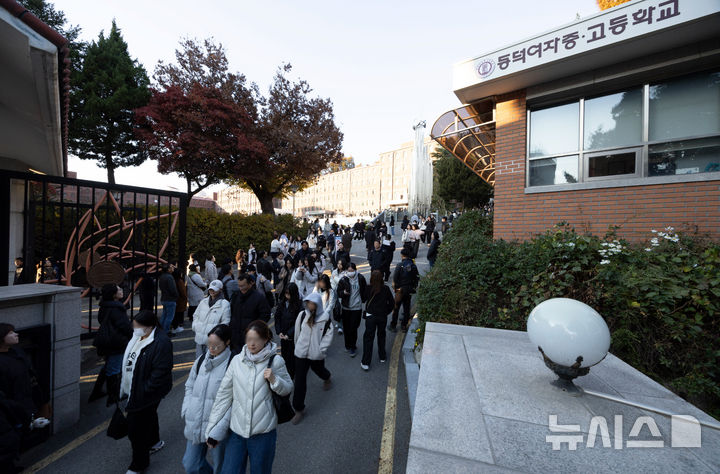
(69, 21, 150, 184)
(432, 148, 493, 210)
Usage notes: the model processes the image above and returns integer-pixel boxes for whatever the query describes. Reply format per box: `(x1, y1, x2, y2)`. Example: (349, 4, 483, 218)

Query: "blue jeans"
(390, 226, 395, 236)
(220, 430, 276, 474)
(160, 301, 176, 333)
(105, 353, 123, 376)
(182, 438, 227, 474)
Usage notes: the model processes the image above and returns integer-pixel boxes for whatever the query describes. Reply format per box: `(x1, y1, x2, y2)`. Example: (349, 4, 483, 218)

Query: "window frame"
(525, 71, 720, 190)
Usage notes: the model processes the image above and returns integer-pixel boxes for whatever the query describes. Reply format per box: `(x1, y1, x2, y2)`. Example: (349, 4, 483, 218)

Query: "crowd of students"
(2, 215, 437, 474)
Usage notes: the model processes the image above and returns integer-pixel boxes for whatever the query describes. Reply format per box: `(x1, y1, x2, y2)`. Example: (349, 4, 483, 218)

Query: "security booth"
(432, 0, 720, 241)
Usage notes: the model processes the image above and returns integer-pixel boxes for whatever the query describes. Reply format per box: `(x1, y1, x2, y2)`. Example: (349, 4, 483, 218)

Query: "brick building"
(432, 0, 720, 241)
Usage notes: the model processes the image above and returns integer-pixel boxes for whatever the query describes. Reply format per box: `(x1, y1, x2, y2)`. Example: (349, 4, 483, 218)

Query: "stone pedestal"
(407, 323, 719, 473)
(0, 284, 82, 433)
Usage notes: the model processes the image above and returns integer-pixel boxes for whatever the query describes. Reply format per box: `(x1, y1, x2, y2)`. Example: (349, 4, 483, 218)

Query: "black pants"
(188, 305, 197, 322)
(280, 339, 296, 380)
(412, 241, 420, 259)
(171, 308, 185, 329)
(341, 309, 362, 350)
(362, 314, 387, 365)
(292, 358, 331, 411)
(126, 402, 160, 472)
(391, 288, 412, 328)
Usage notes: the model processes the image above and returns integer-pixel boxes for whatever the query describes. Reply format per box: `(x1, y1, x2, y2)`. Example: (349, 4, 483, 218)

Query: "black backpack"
(298, 310, 332, 337)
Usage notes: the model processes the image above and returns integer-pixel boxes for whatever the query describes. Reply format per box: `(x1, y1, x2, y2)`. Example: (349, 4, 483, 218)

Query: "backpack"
(195, 351, 235, 375)
(298, 310, 332, 338)
(399, 260, 419, 291)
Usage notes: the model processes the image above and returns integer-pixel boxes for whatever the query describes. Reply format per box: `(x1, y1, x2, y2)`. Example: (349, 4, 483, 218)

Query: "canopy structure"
(430, 101, 496, 186)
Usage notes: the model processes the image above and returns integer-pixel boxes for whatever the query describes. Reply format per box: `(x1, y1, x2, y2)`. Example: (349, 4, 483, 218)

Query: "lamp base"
(550, 377, 584, 396)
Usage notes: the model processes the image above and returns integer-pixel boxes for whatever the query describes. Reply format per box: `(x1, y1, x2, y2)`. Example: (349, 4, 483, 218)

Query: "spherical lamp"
(527, 298, 611, 394)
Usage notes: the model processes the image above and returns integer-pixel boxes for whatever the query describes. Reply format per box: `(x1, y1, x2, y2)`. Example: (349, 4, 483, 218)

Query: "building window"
(527, 69, 720, 188)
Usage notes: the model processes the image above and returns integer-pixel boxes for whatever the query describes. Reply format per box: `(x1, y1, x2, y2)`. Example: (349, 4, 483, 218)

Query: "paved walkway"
(20, 228, 429, 473)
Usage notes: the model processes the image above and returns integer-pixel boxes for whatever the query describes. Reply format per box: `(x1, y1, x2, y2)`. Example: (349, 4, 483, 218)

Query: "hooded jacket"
(192, 296, 231, 346)
(206, 342, 292, 439)
(182, 348, 233, 444)
(294, 293, 333, 360)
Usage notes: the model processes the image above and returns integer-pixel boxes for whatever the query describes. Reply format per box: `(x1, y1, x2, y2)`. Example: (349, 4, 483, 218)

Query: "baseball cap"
(209, 280, 223, 292)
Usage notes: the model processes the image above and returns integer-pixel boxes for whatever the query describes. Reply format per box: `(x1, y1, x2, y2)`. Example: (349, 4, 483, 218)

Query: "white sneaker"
(338, 328, 344, 334)
(380, 359, 386, 363)
(361, 364, 369, 371)
(174, 327, 184, 334)
(150, 440, 165, 454)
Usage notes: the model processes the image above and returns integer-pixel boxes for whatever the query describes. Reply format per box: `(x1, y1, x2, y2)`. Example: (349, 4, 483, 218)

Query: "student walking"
(91, 284, 132, 405)
(158, 264, 178, 334)
(361, 271, 395, 371)
(274, 283, 302, 380)
(291, 293, 333, 425)
(187, 264, 207, 323)
(337, 262, 367, 357)
(182, 324, 233, 474)
(427, 231, 441, 268)
(119, 310, 173, 474)
(390, 249, 419, 332)
(192, 280, 231, 358)
(171, 268, 188, 335)
(206, 321, 293, 474)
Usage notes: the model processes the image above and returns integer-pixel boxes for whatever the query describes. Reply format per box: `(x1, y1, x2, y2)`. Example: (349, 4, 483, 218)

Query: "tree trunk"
(105, 154, 116, 185)
(254, 190, 276, 215)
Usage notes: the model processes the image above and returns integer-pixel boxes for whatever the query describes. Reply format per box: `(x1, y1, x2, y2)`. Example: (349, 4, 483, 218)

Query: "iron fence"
(1, 170, 187, 335)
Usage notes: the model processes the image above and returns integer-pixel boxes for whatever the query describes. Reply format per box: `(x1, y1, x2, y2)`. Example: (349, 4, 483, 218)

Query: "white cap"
(208, 280, 223, 292)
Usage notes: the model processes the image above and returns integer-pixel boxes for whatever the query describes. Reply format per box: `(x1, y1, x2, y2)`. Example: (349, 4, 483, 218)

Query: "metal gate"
(0, 170, 187, 335)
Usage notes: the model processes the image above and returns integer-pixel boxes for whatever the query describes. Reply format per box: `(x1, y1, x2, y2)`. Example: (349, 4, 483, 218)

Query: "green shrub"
(416, 211, 720, 418)
(185, 209, 309, 262)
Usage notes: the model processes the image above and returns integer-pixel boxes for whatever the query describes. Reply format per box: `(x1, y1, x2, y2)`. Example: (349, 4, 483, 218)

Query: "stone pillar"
(0, 284, 82, 433)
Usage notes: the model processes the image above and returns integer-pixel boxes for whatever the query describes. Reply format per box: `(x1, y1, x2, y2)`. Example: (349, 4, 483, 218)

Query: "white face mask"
(133, 327, 147, 337)
(346, 271, 356, 278)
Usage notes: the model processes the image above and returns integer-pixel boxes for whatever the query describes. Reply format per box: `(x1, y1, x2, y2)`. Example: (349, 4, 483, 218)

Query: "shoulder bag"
(266, 354, 295, 424)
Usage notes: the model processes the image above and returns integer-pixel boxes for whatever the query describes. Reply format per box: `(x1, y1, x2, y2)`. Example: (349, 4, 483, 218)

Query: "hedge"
(415, 210, 720, 419)
(184, 208, 309, 263)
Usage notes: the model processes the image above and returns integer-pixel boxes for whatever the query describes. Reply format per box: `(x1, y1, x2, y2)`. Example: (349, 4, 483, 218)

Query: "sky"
(61, 0, 600, 194)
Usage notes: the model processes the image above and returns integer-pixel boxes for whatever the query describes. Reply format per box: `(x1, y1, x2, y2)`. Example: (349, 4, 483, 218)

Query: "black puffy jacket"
(0, 348, 35, 419)
(368, 249, 385, 272)
(274, 301, 302, 339)
(94, 300, 133, 356)
(393, 258, 419, 290)
(230, 289, 271, 351)
(126, 330, 173, 412)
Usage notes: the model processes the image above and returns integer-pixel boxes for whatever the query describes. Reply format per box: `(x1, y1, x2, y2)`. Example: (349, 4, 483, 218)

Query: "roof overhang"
(431, 100, 496, 186)
(0, 1, 69, 176)
(453, 0, 720, 104)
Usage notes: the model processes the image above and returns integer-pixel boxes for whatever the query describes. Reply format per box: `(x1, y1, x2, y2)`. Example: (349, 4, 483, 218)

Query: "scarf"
(243, 341, 277, 364)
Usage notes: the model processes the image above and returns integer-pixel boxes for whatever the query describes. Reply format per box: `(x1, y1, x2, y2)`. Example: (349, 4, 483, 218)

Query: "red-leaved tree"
(134, 83, 263, 198)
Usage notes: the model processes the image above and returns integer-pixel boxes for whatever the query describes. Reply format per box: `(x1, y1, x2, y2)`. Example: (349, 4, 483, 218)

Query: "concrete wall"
(0, 284, 82, 433)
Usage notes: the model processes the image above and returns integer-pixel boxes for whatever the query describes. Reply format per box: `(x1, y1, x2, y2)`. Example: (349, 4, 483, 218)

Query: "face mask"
(133, 328, 147, 337)
(346, 271, 356, 278)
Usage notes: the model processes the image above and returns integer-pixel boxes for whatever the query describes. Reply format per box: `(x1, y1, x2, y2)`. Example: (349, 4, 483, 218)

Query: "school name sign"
(453, 0, 718, 93)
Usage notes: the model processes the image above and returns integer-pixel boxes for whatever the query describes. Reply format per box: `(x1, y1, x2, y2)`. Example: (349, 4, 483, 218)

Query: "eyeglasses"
(208, 344, 225, 351)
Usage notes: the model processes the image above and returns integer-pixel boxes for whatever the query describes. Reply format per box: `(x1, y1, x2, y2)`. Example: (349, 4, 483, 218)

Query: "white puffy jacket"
(181, 348, 233, 444)
(294, 293, 333, 360)
(192, 297, 231, 346)
(206, 343, 293, 439)
(292, 268, 318, 299)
